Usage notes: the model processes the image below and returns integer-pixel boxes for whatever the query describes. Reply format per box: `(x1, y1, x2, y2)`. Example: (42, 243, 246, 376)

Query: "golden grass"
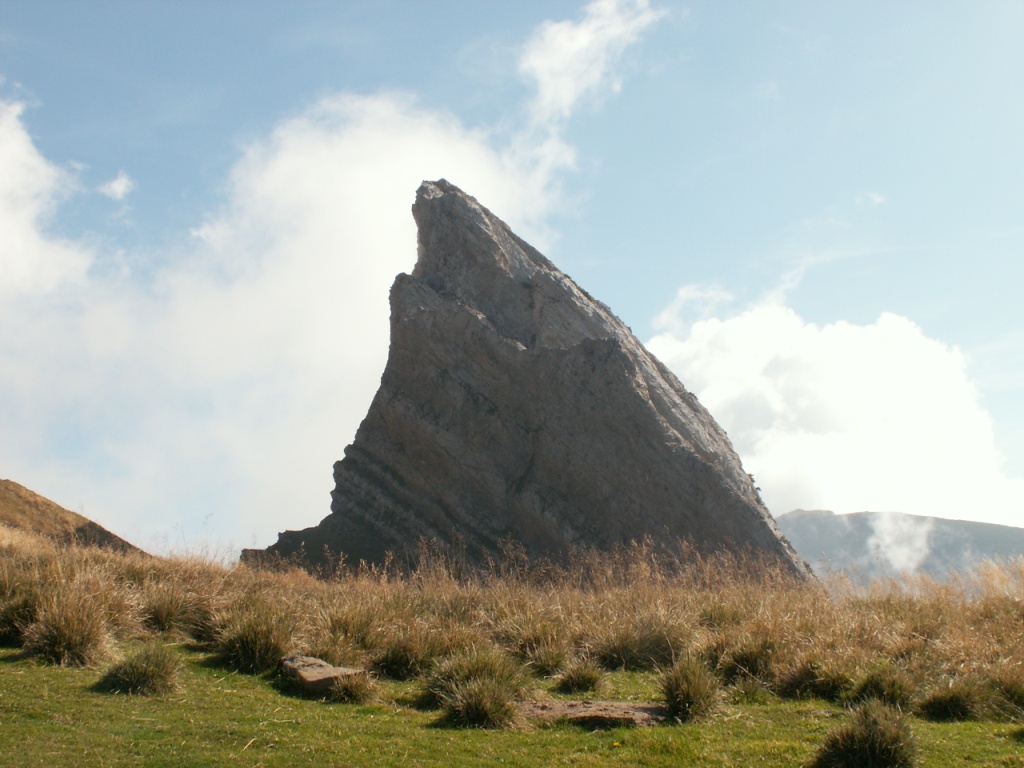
(0, 533, 1022, 726)
(0, 481, 92, 539)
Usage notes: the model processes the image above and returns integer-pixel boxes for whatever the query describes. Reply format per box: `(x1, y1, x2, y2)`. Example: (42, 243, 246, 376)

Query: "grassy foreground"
(2, 523, 1023, 766)
(2, 646, 1022, 767)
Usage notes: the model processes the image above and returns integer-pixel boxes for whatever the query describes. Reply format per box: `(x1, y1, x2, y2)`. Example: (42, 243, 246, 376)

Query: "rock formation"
(258, 180, 808, 576)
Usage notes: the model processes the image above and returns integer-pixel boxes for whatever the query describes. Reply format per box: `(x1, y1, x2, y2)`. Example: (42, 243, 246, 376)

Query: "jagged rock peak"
(255, 179, 809, 577)
(410, 179, 620, 352)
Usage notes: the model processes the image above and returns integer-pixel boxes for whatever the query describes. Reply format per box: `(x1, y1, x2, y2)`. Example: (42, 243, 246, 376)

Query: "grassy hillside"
(1, 532, 1022, 766)
(0, 478, 141, 554)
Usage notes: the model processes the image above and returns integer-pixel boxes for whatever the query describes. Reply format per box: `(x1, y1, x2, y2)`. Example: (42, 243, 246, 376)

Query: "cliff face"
(262, 180, 808, 576)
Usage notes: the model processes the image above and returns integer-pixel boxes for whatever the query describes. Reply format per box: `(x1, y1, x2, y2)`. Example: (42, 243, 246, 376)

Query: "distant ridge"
(0, 479, 143, 554)
(777, 508, 1024, 579)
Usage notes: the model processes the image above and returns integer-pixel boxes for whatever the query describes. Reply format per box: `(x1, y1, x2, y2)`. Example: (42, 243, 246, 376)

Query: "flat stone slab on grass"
(520, 700, 669, 729)
(280, 655, 365, 697)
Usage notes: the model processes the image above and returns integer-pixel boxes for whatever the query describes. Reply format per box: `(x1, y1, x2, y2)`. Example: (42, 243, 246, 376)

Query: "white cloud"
(647, 292, 1024, 529)
(0, 3, 665, 554)
(520, 0, 666, 126)
(97, 170, 134, 201)
(653, 283, 733, 336)
(0, 93, 558, 553)
(506, 0, 667, 218)
(867, 512, 933, 573)
(855, 191, 887, 206)
(0, 100, 92, 295)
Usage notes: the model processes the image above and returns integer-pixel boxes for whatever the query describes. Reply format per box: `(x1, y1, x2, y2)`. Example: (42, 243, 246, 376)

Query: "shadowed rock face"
(260, 180, 808, 576)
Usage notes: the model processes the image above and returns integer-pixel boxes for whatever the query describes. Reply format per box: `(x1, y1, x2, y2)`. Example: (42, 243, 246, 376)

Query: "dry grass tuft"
(0, 528, 1021, 740)
(916, 677, 992, 722)
(555, 656, 604, 694)
(327, 671, 377, 704)
(95, 642, 182, 695)
(588, 609, 688, 671)
(848, 666, 918, 710)
(988, 665, 1024, 721)
(421, 645, 529, 709)
(21, 580, 116, 667)
(716, 632, 778, 685)
(778, 657, 854, 703)
(439, 676, 522, 729)
(370, 621, 460, 680)
(662, 655, 720, 722)
(810, 700, 917, 768)
(421, 645, 530, 728)
(212, 592, 299, 673)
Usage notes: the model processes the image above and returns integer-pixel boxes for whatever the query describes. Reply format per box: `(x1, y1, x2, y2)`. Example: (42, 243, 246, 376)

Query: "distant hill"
(777, 508, 1024, 579)
(0, 478, 143, 554)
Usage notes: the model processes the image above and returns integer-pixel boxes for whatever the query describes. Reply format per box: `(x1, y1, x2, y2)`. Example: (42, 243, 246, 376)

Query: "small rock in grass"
(280, 655, 366, 697)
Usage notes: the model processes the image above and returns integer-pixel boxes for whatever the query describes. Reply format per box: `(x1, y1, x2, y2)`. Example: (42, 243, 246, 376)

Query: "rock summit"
(259, 180, 807, 576)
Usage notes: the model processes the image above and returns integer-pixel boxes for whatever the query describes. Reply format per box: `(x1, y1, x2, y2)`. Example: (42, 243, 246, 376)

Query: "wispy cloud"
(855, 191, 887, 206)
(652, 283, 734, 336)
(97, 170, 134, 201)
(520, 0, 666, 126)
(0, 101, 92, 296)
(507, 0, 667, 233)
(867, 512, 934, 573)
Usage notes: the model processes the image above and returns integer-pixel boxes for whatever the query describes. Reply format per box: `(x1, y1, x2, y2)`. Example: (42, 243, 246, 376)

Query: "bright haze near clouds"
(1, 1, 1022, 554)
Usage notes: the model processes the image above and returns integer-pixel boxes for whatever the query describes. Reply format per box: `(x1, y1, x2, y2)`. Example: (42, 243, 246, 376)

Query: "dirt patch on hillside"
(520, 700, 669, 729)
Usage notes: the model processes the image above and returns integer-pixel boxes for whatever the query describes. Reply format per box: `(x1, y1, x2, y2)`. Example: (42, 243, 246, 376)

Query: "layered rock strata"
(260, 180, 808, 576)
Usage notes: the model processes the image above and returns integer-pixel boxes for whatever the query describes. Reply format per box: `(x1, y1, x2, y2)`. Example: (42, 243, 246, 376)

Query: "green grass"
(1, 647, 1022, 767)
(2, 534, 1023, 765)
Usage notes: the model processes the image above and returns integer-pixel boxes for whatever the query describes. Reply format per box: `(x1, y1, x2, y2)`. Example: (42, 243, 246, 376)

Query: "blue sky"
(1, 0, 1022, 553)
